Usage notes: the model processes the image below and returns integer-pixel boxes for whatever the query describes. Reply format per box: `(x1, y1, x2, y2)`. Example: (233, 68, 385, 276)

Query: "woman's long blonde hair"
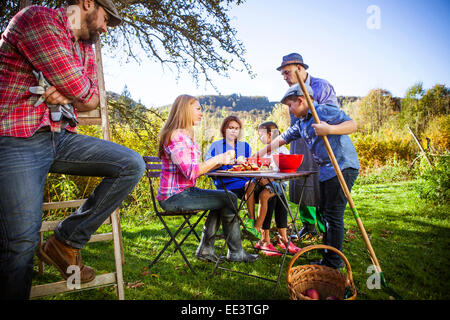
(158, 94, 198, 158)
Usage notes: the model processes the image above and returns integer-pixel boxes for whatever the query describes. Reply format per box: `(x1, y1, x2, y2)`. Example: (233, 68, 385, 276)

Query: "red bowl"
(273, 154, 304, 172)
(248, 157, 271, 167)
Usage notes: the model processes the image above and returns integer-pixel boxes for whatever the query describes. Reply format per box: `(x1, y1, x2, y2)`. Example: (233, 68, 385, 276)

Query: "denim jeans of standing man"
(0, 129, 145, 299)
(319, 168, 359, 269)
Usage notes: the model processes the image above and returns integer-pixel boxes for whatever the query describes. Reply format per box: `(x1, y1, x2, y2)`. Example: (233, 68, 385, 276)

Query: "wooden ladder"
(29, 35, 125, 299)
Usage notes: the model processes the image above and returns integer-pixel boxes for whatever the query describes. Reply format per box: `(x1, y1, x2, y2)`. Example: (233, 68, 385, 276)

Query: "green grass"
(32, 180, 450, 300)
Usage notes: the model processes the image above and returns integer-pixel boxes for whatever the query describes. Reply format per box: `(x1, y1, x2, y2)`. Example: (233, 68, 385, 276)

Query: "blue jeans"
(319, 168, 359, 268)
(0, 129, 145, 299)
(159, 187, 237, 223)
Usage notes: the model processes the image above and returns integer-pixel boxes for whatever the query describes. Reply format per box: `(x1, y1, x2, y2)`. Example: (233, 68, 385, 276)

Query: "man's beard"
(84, 10, 101, 44)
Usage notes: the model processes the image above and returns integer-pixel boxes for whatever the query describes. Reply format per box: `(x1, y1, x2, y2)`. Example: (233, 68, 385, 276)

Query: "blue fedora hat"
(276, 53, 309, 71)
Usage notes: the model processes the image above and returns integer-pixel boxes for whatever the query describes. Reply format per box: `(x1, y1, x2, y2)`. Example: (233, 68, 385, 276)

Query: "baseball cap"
(96, 0, 121, 27)
(281, 83, 314, 104)
(276, 53, 309, 71)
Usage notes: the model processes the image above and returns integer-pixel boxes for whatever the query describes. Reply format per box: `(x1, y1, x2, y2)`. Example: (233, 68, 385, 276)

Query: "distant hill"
(196, 94, 361, 113)
(111, 90, 362, 113)
(337, 96, 360, 106)
(197, 94, 277, 112)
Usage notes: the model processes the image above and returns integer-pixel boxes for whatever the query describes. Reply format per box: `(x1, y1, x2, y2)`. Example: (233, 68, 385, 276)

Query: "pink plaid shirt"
(157, 130, 201, 201)
(0, 6, 99, 137)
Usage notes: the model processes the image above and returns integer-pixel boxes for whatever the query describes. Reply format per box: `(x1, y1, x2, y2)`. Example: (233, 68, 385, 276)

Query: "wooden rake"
(294, 70, 401, 299)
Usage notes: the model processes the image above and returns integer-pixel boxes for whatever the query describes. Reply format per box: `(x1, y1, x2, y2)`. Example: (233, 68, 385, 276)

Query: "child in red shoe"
(248, 122, 301, 256)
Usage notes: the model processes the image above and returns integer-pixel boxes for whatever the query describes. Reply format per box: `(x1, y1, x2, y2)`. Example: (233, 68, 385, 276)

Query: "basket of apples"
(286, 245, 357, 300)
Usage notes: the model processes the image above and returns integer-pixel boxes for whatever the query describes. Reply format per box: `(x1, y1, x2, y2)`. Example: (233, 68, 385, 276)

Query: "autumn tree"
(400, 82, 450, 136)
(1, 0, 252, 90)
(354, 89, 398, 133)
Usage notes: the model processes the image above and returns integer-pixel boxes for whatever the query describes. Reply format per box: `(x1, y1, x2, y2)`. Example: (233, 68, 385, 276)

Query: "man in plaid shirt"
(0, 0, 145, 299)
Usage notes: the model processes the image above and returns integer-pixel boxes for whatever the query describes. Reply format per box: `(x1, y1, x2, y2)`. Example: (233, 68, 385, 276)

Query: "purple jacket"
(290, 74, 339, 171)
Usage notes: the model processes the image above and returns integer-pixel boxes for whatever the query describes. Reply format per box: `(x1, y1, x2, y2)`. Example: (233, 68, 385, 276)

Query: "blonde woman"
(157, 95, 259, 263)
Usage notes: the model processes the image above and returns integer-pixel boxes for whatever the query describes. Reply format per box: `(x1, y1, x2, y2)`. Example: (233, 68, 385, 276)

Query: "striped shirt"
(157, 130, 201, 201)
(0, 6, 99, 137)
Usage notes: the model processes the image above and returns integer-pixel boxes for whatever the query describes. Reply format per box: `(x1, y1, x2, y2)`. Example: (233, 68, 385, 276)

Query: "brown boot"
(37, 235, 95, 283)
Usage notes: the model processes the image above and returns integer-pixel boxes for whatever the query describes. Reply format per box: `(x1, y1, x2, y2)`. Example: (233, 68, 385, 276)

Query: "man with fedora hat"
(277, 52, 339, 240)
(0, 0, 145, 299)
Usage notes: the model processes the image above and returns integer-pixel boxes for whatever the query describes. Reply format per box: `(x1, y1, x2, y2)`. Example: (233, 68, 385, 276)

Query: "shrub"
(422, 115, 450, 153)
(353, 89, 399, 134)
(355, 156, 413, 185)
(414, 154, 450, 204)
(352, 130, 415, 173)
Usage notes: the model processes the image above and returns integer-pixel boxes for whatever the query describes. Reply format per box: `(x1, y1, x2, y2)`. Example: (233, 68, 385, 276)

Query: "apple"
(236, 156, 246, 164)
(304, 288, 320, 300)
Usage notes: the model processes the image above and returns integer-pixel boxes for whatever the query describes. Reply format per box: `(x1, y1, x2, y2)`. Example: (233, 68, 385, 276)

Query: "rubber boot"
(222, 216, 259, 263)
(195, 211, 222, 262)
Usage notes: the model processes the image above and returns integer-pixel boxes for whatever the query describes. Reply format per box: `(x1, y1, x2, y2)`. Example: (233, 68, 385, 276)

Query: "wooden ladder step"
(42, 199, 87, 211)
(30, 272, 117, 299)
(39, 217, 112, 233)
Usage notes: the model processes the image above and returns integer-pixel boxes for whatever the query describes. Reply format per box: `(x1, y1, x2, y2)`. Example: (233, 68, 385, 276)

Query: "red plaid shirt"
(0, 6, 99, 137)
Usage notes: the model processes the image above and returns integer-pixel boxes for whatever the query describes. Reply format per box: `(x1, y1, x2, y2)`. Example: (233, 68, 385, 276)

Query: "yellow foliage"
(351, 129, 415, 174)
(353, 89, 398, 133)
(422, 115, 450, 152)
(266, 103, 290, 133)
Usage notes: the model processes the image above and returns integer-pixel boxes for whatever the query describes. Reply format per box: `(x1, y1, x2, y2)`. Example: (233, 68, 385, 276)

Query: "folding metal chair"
(143, 156, 207, 273)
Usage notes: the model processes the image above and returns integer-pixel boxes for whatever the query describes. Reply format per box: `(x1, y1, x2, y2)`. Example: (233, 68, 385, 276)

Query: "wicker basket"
(286, 244, 357, 300)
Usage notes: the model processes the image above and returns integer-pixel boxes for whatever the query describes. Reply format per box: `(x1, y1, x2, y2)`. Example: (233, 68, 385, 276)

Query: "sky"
(101, 0, 450, 108)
